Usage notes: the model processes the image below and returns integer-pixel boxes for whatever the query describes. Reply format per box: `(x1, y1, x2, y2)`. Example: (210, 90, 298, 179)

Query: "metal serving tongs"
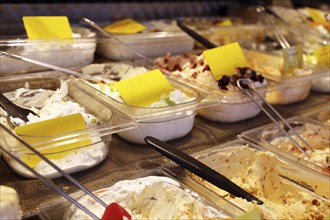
(236, 78, 315, 159)
(256, 5, 291, 49)
(0, 123, 131, 220)
(145, 136, 264, 205)
(0, 51, 112, 84)
(260, 6, 326, 46)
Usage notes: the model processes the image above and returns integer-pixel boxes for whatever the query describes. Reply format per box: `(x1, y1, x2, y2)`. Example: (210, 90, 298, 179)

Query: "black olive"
(218, 75, 230, 87)
(238, 67, 249, 76)
(250, 71, 258, 81)
(258, 75, 264, 83)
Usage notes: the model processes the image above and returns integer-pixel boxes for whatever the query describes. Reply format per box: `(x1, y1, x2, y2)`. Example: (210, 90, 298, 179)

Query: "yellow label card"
(14, 113, 91, 168)
(115, 69, 173, 107)
(306, 7, 327, 23)
(216, 19, 232, 27)
(23, 16, 72, 39)
(314, 45, 330, 66)
(203, 42, 248, 80)
(103, 18, 146, 34)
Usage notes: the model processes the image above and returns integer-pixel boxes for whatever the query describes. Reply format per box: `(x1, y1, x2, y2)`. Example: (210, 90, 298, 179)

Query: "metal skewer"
(236, 78, 315, 158)
(0, 123, 108, 220)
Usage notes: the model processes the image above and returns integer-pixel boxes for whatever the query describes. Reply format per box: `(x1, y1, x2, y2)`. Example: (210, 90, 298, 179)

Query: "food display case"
(0, 2, 329, 220)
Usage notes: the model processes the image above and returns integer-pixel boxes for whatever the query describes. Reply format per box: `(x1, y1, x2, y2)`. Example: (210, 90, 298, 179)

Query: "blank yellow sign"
(23, 16, 72, 39)
(14, 113, 91, 168)
(103, 18, 146, 34)
(115, 69, 173, 107)
(204, 42, 248, 80)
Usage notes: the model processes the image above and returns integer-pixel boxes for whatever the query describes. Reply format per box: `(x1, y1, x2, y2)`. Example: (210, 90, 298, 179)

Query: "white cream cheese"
(68, 176, 229, 220)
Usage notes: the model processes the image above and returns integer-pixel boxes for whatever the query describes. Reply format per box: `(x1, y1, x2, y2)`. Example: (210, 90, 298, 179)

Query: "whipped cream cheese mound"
(1, 81, 107, 178)
(155, 53, 267, 122)
(10, 81, 97, 127)
(68, 176, 229, 220)
(85, 69, 196, 144)
(155, 52, 267, 91)
(0, 185, 22, 220)
(192, 146, 330, 220)
(82, 62, 196, 107)
(269, 123, 330, 172)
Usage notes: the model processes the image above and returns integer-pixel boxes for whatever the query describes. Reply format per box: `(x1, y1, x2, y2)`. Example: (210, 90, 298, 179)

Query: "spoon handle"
(0, 92, 14, 109)
(176, 20, 217, 49)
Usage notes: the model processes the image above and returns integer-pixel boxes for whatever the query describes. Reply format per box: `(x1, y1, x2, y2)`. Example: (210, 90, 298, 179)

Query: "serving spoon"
(0, 92, 37, 126)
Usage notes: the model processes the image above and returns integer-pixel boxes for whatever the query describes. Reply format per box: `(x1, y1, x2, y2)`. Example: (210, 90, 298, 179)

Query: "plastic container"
(38, 168, 244, 220)
(303, 105, 330, 126)
(240, 116, 330, 177)
(180, 16, 264, 47)
(0, 71, 136, 178)
(205, 25, 265, 46)
(243, 49, 330, 104)
(311, 69, 330, 93)
(0, 27, 96, 75)
(96, 29, 194, 60)
(82, 70, 217, 144)
(265, 77, 312, 105)
(188, 139, 330, 219)
(197, 86, 267, 122)
(154, 53, 270, 122)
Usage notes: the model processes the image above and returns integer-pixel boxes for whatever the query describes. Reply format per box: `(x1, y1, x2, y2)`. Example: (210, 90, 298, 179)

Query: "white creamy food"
(0, 81, 108, 178)
(0, 28, 96, 75)
(0, 185, 22, 220)
(269, 123, 330, 173)
(90, 83, 195, 144)
(68, 176, 230, 220)
(193, 146, 330, 220)
(155, 53, 267, 122)
(83, 63, 196, 144)
(6, 139, 107, 178)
